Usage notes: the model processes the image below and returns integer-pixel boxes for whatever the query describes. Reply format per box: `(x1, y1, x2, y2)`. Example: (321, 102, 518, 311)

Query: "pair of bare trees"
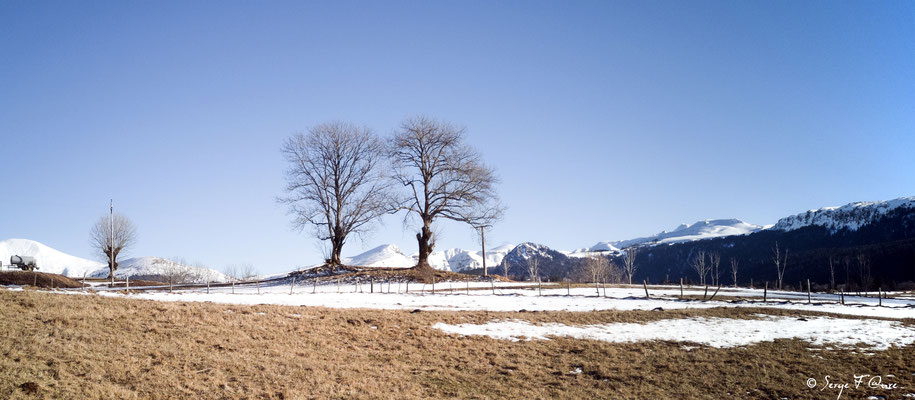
(89, 203, 137, 283)
(281, 117, 503, 271)
(772, 242, 789, 289)
(689, 250, 721, 286)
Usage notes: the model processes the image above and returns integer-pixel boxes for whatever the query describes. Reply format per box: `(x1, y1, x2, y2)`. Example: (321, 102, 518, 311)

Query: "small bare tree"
(856, 253, 872, 292)
(708, 251, 721, 286)
(89, 212, 137, 283)
(239, 263, 258, 281)
(281, 121, 391, 269)
(391, 116, 504, 270)
(729, 257, 739, 287)
(828, 255, 836, 291)
(689, 250, 709, 285)
(621, 247, 638, 285)
(501, 259, 511, 279)
(772, 242, 789, 289)
(586, 254, 609, 284)
(527, 257, 540, 282)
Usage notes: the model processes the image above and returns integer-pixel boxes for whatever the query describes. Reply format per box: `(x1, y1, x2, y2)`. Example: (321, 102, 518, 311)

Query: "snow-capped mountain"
(343, 244, 415, 268)
(424, 243, 514, 272)
(1, 239, 228, 282)
(771, 196, 915, 233)
(88, 256, 229, 282)
(564, 242, 622, 258)
(0, 238, 104, 277)
(608, 219, 765, 249)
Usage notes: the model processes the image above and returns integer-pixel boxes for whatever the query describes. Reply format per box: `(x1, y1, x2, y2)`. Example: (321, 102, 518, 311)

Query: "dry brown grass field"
(1, 288, 913, 399)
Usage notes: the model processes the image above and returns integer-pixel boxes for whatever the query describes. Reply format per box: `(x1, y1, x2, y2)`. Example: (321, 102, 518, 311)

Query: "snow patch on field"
(433, 315, 915, 350)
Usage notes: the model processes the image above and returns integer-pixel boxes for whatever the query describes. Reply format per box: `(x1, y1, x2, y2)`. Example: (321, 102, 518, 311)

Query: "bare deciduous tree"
(90, 212, 137, 283)
(772, 242, 789, 289)
(729, 257, 739, 287)
(390, 116, 503, 269)
(621, 247, 638, 285)
(856, 253, 872, 292)
(828, 255, 836, 291)
(689, 250, 709, 285)
(708, 251, 721, 286)
(281, 121, 390, 269)
(527, 257, 540, 282)
(586, 254, 609, 284)
(501, 259, 511, 280)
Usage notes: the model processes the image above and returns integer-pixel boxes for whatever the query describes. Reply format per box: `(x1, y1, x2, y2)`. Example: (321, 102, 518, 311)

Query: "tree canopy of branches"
(689, 250, 709, 285)
(390, 116, 503, 269)
(281, 121, 391, 268)
(621, 247, 638, 285)
(89, 212, 137, 282)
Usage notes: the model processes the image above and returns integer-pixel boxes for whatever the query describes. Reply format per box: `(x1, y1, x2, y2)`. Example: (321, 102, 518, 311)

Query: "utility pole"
(481, 226, 487, 277)
(109, 199, 114, 285)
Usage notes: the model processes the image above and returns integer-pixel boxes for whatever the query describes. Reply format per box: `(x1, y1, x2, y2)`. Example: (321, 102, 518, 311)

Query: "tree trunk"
(330, 226, 344, 269)
(415, 220, 434, 269)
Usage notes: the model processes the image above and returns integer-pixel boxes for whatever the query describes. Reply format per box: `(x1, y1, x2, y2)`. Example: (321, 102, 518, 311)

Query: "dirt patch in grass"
(0, 271, 86, 288)
(1, 289, 913, 399)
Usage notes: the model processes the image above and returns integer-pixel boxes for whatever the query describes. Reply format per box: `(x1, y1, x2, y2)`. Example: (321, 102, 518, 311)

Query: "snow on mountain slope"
(343, 244, 415, 268)
(425, 244, 514, 272)
(0, 238, 104, 277)
(88, 256, 229, 282)
(564, 242, 622, 258)
(610, 219, 764, 249)
(771, 196, 915, 233)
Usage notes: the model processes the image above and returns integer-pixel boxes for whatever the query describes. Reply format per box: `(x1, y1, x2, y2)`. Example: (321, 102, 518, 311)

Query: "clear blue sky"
(1, 1, 913, 274)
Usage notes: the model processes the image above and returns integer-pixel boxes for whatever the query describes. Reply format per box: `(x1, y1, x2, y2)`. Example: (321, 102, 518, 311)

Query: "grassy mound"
(0, 271, 86, 288)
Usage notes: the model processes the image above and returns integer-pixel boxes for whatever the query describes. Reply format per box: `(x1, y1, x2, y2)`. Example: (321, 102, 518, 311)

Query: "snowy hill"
(771, 196, 915, 233)
(343, 244, 415, 268)
(609, 219, 765, 249)
(88, 256, 229, 283)
(0, 238, 104, 277)
(424, 244, 514, 272)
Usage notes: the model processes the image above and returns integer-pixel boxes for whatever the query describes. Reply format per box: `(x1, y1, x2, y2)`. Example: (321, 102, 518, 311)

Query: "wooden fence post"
(232, 279, 235, 294)
(337, 277, 341, 293)
(491, 279, 495, 295)
(879, 288, 882, 307)
(126, 276, 129, 294)
(679, 278, 683, 299)
(256, 279, 260, 294)
(763, 282, 767, 303)
(709, 285, 721, 301)
(643, 280, 650, 299)
(313, 278, 317, 294)
(466, 281, 470, 295)
(538, 278, 542, 296)
(807, 279, 811, 304)
(206, 280, 210, 294)
(703, 285, 709, 301)
(840, 289, 845, 305)
(370, 279, 374, 294)
(567, 280, 571, 296)
(290, 277, 295, 295)
(432, 276, 435, 294)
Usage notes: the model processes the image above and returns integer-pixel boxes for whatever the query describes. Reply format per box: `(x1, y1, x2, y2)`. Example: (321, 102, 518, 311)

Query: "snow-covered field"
(433, 315, 915, 350)
(7, 282, 915, 352)
(46, 282, 915, 320)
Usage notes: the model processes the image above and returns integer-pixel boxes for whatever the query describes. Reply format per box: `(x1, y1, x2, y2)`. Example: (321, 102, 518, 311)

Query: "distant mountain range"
(4, 196, 914, 288)
(0, 239, 228, 282)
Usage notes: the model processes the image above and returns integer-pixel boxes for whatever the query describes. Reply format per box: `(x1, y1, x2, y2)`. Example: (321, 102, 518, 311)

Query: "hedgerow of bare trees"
(772, 242, 789, 289)
(281, 121, 391, 269)
(689, 250, 709, 285)
(621, 247, 638, 285)
(90, 212, 137, 283)
(390, 116, 503, 270)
